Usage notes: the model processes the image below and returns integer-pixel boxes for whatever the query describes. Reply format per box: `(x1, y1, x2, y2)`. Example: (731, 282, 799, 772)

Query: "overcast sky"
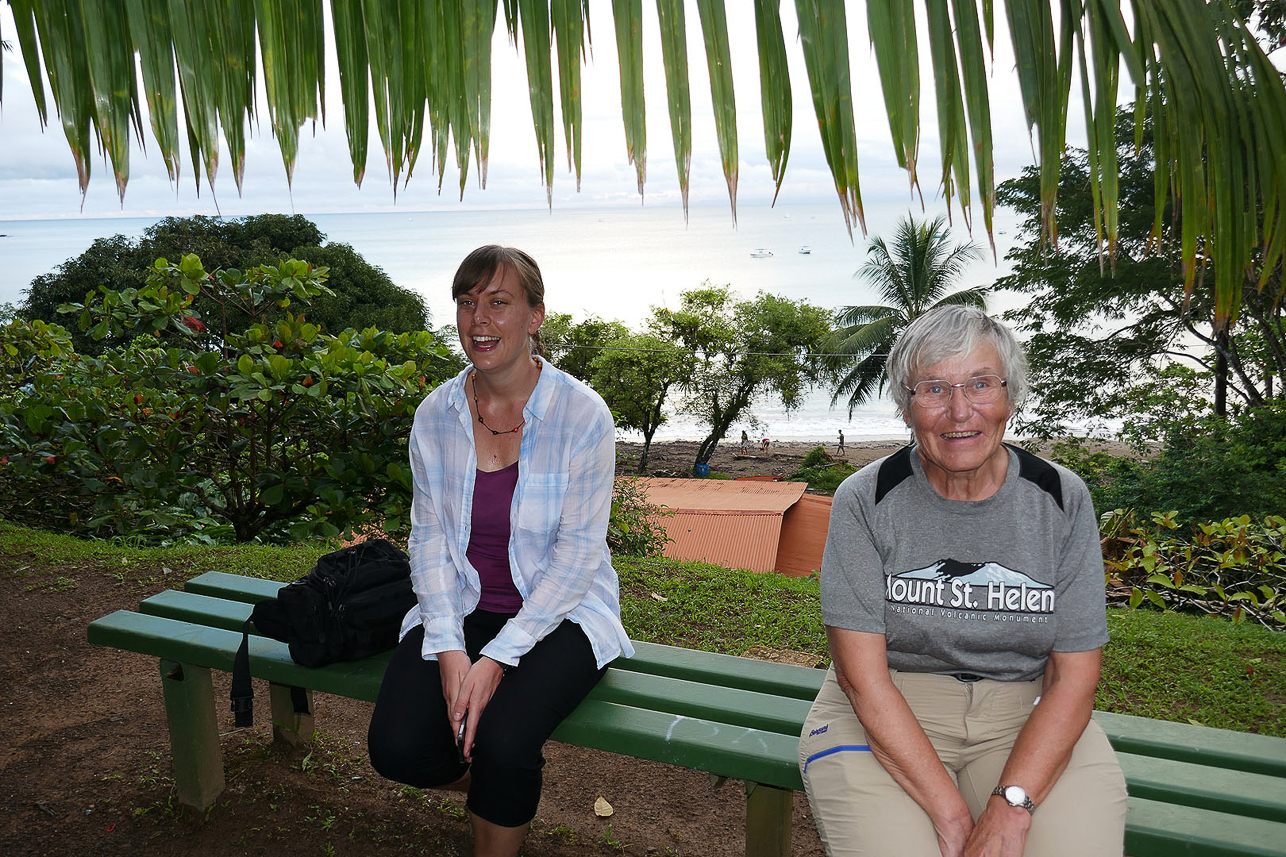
(0, 2, 1048, 227)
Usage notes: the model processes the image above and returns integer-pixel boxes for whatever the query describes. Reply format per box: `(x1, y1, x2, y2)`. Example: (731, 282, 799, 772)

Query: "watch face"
(1003, 785, 1027, 805)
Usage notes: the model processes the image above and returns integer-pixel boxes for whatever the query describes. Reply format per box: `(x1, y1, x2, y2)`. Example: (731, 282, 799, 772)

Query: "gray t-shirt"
(821, 444, 1108, 682)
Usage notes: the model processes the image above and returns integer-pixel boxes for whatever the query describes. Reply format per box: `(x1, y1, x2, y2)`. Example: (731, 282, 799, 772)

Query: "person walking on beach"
(741, 430, 750, 453)
(837, 430, 846, 457)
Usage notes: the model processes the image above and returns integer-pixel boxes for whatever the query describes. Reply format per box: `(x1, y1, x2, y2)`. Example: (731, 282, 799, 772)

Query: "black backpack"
(230, 538, 417, 727)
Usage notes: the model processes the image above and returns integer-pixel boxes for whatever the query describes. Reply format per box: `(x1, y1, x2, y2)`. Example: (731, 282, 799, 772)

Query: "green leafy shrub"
(0, 255, 456, 544)
(1101, 509, 1286, 629)
(608, 477, 672, 557)
(801, 444, 830, 468)
(790, 450, 858, 494)
(1053, 399, 1286, 525)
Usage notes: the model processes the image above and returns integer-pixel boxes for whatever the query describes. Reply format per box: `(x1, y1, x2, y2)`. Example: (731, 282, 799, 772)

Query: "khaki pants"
(799, 667, 1127, 856)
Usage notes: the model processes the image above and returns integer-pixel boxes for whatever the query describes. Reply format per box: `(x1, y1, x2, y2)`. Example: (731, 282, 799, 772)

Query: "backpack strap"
(231, 617, 255, 727)
(290, 685, 310, 715)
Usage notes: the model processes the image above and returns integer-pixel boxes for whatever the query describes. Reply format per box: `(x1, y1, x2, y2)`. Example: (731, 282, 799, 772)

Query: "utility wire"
(545, 340, 887, 360)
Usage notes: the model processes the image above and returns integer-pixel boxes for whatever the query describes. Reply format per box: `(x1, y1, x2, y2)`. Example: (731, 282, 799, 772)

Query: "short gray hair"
(886, 306, 1028, 416)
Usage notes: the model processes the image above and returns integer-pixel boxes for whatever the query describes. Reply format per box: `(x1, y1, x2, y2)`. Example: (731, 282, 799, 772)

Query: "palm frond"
(830, 352, 895, 415)
(822, 314, 899, 357)
(1, 0, 1283, 331)
(655, 0, 691, 215)
(929, 284, 989, 309)
(833, 304, 899, 328)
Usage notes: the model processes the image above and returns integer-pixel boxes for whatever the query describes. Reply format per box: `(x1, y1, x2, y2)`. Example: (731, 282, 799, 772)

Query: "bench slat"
(1124, 797, 1286, 857)
(552, 698, 803, 791)
(594, 670, 810, 738)
(185, 570, 282, 603)
(1096, 710, 1286, 780)
(1119, 753, 1286, 824)
(142, 589, 254, 632)
(618, 640, 825, 701)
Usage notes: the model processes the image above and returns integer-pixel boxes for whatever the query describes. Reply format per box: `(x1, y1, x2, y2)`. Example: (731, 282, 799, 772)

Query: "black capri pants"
(367, 610, 607, 827)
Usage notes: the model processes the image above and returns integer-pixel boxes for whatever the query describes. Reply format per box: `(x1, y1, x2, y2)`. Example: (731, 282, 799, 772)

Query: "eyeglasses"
(905, 375, 1007, 408)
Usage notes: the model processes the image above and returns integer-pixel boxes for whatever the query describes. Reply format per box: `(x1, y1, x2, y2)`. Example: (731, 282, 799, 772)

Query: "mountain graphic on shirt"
(895, 558, 1046, 590)
(886, 559, 1055, 613)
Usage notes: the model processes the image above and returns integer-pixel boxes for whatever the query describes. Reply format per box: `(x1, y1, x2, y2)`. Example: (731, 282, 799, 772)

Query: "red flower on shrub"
(182, 315, 207, 333)
(44, 455, 56, 465)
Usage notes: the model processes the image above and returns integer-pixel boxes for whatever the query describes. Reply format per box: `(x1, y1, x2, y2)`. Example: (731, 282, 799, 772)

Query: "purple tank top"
(467, 462, 523, 613)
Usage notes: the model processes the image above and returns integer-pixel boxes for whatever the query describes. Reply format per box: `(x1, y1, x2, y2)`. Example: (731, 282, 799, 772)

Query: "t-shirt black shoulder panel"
(874, 445, 915, 505)
(1008, 443, 1064, 511)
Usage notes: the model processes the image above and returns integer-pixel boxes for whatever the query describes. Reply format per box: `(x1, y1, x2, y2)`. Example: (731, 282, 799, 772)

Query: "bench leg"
(744, 782, 792, 857)
(159, 659, 224, 812)
(269, 683, 315, 746)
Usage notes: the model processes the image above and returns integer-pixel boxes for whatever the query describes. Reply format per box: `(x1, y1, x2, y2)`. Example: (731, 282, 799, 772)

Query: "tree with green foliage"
(589, 331, 694, 474)
(995, 107, 1285, 437)
(821, 214, 987, 415)
(651, 284, 831, 472)
(541, 312, 630, 383)
(20, 214, 429, 354)
(0, 255, 457, 544)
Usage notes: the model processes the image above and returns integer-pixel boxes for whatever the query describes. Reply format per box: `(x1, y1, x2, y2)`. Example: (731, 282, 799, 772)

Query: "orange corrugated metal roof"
(641, 478, 807, 513)
(658, 511, 785, 573)
(640, 478, 825, 574)
(775, 493, 833, 577)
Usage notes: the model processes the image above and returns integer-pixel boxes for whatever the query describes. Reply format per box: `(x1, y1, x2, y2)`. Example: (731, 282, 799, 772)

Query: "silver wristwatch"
(992, 784, 1036, 813)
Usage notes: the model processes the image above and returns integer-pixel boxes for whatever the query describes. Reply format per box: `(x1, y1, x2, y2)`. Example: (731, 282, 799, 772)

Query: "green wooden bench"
(88, 571, 1286, 857)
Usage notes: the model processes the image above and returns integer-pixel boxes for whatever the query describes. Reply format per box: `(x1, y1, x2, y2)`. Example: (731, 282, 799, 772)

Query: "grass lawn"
(7, 521, 1284, 736)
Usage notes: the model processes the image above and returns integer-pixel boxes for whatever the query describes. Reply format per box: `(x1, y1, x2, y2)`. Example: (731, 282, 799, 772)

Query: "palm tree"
(824, 214, 988, 415)
(2, 1, 1284, 331)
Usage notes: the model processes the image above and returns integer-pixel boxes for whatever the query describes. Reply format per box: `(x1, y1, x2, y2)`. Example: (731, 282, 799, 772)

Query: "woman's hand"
(961, 798, 1032, 857)
(437, 650, 471, 715)
(452, 657, 506, 762)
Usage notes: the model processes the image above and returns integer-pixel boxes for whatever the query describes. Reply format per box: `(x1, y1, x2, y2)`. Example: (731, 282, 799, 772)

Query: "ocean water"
(0, 203, 977, 442)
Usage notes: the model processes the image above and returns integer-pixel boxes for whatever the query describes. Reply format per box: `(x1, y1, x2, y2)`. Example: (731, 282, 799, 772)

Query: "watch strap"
(991, 784, 1035, 813)
(484, 655, 514, 675)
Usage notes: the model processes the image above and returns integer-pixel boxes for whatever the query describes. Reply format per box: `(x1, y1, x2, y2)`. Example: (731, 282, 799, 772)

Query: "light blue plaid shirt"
(397, 359, 634, 669)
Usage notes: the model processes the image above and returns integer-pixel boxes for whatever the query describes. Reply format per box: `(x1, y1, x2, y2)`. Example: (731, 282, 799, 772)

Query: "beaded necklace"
(471, 359, 541, 436)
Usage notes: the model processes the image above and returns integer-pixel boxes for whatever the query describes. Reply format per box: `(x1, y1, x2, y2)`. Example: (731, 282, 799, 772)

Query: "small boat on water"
(750, 248, 773, 258)
(798, 245, 811, 254)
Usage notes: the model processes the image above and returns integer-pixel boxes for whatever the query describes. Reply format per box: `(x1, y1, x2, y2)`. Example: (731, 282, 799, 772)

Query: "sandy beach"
(615, 437, 1138, 481)
(615, 438, 907, 479)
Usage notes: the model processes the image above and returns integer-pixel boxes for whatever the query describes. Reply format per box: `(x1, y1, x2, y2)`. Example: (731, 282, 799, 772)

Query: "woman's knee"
(367, 718, 463, 788)
(469, 716, 543, 776)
